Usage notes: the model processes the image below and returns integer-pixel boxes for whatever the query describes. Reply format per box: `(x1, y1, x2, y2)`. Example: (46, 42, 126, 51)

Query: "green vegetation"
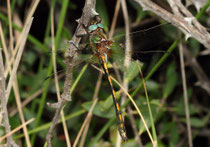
(0, 0, 209, 146)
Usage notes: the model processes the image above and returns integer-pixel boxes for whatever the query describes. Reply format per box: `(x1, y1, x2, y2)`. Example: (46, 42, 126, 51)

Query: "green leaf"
(189, 116, 209, 128)
(189, 38, 200, 56)
(52, 139, 66, 147)
(174, 89, 198, 116)
(122, 140, 139, 147)
(175, 103, 198, 116)
(146, 80, 160, 91)
(100, 90, 121, 110)
(163, 63, 178, 98)
(23, 51, 36, 66)
(9, 116, 21, 130)
(82, 100, 115, 118)
(125, 61, 141, 82)
(138, 100, 161, 134)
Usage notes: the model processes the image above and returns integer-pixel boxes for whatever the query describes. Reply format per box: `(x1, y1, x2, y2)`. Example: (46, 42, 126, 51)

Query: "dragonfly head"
(88, 23, 104, 33)
(88, 15, 104, 33)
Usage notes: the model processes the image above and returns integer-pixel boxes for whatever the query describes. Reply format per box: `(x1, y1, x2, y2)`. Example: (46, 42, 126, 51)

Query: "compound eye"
(88, 24, 98, 33)
(97, 23, 104, 29)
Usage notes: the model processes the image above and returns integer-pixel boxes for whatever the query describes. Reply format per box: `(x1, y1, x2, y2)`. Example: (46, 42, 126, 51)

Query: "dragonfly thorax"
(95, 40, 112, 62)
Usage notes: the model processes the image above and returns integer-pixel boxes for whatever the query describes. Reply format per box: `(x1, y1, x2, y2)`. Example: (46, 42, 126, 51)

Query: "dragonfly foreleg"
(67, 40, 88, 51)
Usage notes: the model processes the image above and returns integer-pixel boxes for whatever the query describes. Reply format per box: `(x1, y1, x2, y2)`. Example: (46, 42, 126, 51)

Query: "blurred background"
(0, 0, 210, 146)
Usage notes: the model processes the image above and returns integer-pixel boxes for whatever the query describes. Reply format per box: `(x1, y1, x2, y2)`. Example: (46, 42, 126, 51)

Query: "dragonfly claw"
(68, 40, 79, 50)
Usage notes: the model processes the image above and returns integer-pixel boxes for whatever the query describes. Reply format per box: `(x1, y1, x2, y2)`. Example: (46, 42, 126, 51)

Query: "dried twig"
(0, 7, 32, 147)
(0, 48, 17, 147)
(134, 0, 210, 49)
(73, 98, 98, 147)
(46, 7, 71, 147)
(127, 106, 143, 146)
(7, 0, 14, 53)
(5, 17, 34, 102)
(46, 0, 97, 146)
(10, 89, 43, 116)
(0, 33, 17, 147)
(0, 17, 33, 147)
(0, 118, 34, 143)
(4, 0, 40, 77)
(61, 0, 97, 101)
(79, 72, 102, 147)
(178, 34, 193, 147)
(108, 0, 121, 39)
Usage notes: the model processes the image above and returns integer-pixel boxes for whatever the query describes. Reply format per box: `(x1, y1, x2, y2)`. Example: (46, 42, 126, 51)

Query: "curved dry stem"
(134, 0, 210, 49)
(73, 98, 98, 147)
(178, 35, 193, 147)
(46, 7, 71, 147)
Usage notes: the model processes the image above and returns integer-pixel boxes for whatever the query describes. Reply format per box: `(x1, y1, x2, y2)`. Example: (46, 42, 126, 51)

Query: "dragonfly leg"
(67, 40, 82, 50)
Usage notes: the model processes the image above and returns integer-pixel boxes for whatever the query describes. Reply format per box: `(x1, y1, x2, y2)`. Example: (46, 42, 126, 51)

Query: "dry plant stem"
(1, 18, 31, 145)
(47, 0, 97, 146)
(10, 74, 63, 116)
(138, 64, 158, 146)
(108, 0, 121, 39)
(134, 0, 210, 49)
(79, 72, 103, 147)
(46, 99, 69, 147)
(46, 7, 71, 147)
(0, 118, 34, 143)
(12, 79, 31, 147)
(0, 18, 32, 146)
(10, 89, 43, 116)
(127, 106, 143, 147)
(5, 18, 34, 102)
(52, 17, 71, 147)
(0, 21, 31, 145)
(0, 17, 33, 146)
(178, 37, 193, 147)
(7, 0, 14, 53)
(183, 47, 210, 95)
(5, 0, 40, 77)
(73, 99, 98, 147)
(62, 0, 97, 101)
(79, 117, 91, 147)
(109, 0, 122, 85)
(0, 48, 18, 147)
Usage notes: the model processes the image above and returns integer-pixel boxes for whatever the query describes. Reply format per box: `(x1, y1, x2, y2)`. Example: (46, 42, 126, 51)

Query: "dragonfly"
(50, 15, 171, 141)
(81, 15, 128, 141)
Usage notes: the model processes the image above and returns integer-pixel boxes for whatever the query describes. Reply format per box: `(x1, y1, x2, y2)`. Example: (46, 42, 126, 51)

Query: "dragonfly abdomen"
(100, 55, 128, 141)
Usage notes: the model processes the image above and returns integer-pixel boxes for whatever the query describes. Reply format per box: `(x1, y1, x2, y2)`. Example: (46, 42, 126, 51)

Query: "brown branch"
(0, 16, 33, 147)
(127, 106, 143, 147)
(134, 0, 210, 49)
(46, 0, 97, 146)
(0, 33, 18, 147)
(79, 72, 102, 147)
(61, 0, 97, 101)
(46, 7, 71, 147)
(178, 35, 193, 147)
